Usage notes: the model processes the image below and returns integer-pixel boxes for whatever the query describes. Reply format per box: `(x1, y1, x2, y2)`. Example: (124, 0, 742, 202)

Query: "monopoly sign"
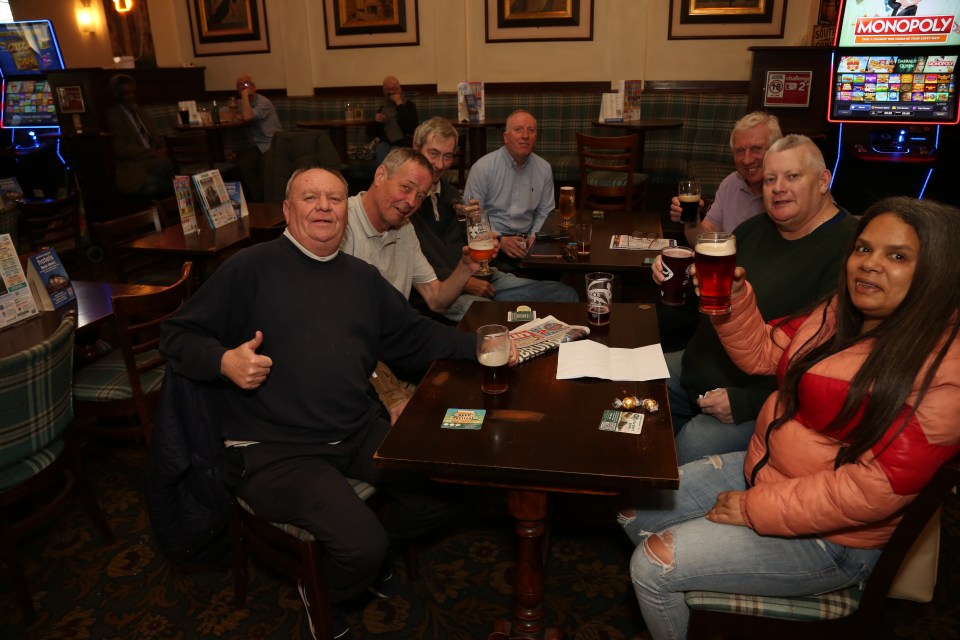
(853, 15, 956, 43)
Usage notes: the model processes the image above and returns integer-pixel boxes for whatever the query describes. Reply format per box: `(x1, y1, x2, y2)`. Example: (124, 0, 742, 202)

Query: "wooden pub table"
(375, 301, 678, 639)
(116, 202, 285, 281)
(0, 280, 166, 359)
(296, 118, 377, 164)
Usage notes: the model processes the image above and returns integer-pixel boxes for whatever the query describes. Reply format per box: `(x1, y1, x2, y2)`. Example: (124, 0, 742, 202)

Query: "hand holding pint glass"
(477, 325, 510, 394)
(678, 179, 701, 224)
(694, 232, 736, 315)
(466, 210, 496, 277)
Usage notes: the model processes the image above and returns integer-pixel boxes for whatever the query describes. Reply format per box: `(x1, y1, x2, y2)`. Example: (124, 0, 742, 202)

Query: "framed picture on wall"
(55, 86, 85, 114)
(323, 0, 420, 49)
(668, 0, 787, 40)
(187, 0, 271, 56)
(485, 0, 594, 43)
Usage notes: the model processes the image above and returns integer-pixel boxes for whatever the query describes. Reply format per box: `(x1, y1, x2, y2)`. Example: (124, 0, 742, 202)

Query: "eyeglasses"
(425, 149, 456, 163)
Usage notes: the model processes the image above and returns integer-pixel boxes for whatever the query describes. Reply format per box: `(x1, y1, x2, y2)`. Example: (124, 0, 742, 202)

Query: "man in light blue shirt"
(464, 110, 555, 271)
(235, 74, 282, 202)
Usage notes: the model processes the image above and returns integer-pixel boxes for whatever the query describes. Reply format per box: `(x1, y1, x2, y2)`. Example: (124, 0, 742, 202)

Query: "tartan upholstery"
(0, 315, 75, 491)
(143, 89, 746, 198)
(73, 349, 165, 402)
(234, 478, 377, 541)
(685, 587, 863, 622)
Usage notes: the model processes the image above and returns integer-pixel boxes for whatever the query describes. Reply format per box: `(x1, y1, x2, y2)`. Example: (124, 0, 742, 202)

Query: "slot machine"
(827, 0, 960, 210)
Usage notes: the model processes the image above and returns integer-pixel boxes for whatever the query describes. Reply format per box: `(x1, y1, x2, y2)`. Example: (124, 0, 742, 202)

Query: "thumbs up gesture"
(221, 331, 274, 390)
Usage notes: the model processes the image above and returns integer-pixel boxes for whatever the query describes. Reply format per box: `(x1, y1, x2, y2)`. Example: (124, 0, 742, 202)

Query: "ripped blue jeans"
(621, 452, 881, 640)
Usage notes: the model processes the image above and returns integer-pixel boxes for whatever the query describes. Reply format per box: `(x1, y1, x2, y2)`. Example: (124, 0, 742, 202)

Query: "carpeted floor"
(1, 443, 957, 640)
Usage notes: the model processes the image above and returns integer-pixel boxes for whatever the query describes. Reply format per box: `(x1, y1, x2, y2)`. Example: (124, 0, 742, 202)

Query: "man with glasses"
(669, 111, 782, 247)
(410, 117, 577, 322)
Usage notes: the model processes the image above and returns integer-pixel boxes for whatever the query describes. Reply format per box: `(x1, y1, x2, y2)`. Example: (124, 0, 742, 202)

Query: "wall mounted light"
(113, 0, 134, 13)
(76, 0, 95, 33)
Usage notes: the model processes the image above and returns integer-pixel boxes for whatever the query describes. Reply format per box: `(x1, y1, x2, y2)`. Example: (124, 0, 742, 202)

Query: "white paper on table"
(556, 340, 670, 381)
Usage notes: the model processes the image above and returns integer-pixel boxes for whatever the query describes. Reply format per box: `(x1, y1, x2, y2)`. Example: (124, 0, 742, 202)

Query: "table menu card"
(557, 340, 669, 381)
(0, 233, 39, 330)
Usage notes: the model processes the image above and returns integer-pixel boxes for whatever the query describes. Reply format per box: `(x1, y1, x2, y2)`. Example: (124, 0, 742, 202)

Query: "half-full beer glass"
(466, 210, 496, 277)
(477, 324, 510, 394)
(694, 232, 736, 315)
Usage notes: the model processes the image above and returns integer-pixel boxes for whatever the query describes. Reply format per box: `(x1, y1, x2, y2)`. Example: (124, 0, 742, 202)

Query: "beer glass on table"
(585, 272, 614, 326)
(477, 324, 510, 394)
(694, 232, 736, 315)
(558, 186, 576, 228)
(466, 210, 496, 277)
(575, 223, 592, 256)
(678, 179, 701, 224)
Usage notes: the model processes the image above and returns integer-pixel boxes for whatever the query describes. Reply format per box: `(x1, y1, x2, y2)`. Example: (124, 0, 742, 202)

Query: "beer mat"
(507, 305, 536, 322)
(441, 408, 486, 430)
(599, 409, 644, 434)
(609, 235, 676, 251)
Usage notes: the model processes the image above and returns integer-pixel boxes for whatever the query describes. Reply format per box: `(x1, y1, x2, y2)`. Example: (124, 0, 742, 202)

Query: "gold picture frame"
(485, 0, 594, 43)
(323, 0, 420, 49)
(187, 0, 270, 56)
(668, 0, 787, 40)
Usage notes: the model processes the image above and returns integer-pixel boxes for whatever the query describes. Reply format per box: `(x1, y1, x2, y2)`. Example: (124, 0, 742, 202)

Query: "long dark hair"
(768, 197, 960, 467)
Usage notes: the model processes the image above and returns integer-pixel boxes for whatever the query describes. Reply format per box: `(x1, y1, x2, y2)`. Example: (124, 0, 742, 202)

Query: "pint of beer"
(477, 324, 510, 394)
(678, 179, 701, 224)
(558, 186, 576, 228)
(659, 246, 695, 306)
(468, 238, 495, 263)
(694, 232, 736, 315)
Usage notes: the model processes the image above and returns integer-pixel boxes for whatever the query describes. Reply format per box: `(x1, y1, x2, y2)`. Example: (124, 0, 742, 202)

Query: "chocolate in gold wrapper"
(613, 395, 658, 413)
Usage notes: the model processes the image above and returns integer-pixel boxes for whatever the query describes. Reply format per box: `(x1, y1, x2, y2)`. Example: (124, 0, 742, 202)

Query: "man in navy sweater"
(160, 167, 511, 638)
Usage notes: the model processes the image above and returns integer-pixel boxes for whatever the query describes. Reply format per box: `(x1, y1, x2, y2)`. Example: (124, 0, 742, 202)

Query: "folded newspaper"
(509, 315, 591, 364)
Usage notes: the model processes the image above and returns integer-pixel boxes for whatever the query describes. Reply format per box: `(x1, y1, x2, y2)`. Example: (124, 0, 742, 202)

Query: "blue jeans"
(623, 452, 881, 640)
(443, 271, 579, 322)
(665, 350, 757, 465)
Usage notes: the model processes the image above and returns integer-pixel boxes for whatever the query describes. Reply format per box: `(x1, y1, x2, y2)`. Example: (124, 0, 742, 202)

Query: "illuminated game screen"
(1, 78, 58, 128)
(0, 21, 64, 76)
(836, 0, 960, 48)
(829, 51, 959, 123)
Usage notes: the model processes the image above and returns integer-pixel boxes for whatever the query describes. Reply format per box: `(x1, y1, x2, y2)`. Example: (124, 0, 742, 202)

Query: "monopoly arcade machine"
(828, 0, 960, 210)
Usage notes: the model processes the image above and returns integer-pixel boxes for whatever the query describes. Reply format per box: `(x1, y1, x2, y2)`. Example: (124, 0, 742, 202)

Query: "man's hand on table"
(499, 234, 533, 259)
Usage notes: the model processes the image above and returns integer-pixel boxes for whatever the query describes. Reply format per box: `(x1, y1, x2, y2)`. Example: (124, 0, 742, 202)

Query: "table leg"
(492, 489, 562, 640)
(328, 128, 349, 164)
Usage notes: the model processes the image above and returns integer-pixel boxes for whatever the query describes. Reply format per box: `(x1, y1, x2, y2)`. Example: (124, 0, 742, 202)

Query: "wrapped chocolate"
(613, 396, 659, 413)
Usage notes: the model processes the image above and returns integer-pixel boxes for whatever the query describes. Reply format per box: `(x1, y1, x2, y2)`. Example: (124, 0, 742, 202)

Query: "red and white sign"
(764, 71, 813, 108)
(852, 15, 956, 44)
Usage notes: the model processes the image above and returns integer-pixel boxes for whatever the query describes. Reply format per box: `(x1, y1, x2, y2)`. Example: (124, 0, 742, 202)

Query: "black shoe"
(367, 551, 399, 599)
(298, 579, 350, 639)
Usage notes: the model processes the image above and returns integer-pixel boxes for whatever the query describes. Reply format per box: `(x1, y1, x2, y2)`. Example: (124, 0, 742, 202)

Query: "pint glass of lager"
(678, 179, 701, 224)
(558, 186, 576, 228)
(694, 232, 736, 315)
(477, 324, 510, 394)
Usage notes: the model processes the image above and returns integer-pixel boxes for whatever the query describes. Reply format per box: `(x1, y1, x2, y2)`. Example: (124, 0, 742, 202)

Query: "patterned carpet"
(1, 443, 957, 640)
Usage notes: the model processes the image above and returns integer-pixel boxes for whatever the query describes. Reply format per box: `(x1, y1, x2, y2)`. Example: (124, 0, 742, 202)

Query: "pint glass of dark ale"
(585, 272, 614, 326)
(660, 246, 695, 306)
(694, 232, 736, 315)
(678, 179, 701, 224)
(477, 324, 510, 394)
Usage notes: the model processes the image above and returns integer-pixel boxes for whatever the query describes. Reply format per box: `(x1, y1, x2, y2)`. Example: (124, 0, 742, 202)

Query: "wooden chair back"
(93, 207, 169, 283)
(575, 133, 644, 212)
(18, 192, 84, 262)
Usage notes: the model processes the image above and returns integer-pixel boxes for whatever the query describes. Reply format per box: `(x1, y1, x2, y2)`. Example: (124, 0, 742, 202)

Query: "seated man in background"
(235, 74, 282, 202)
(658, 134, 858, 465)
(411, 117, 577, 322)
(160, 167, 503, 639)
(367, 75, 419, 164)
(464, 109, 555, 273)
(105, 74, 173, 198)
(669, 111, 782, 247)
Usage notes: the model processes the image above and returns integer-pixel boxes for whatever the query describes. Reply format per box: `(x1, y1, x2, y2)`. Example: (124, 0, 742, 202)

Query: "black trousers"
(224, 409, 461, 602)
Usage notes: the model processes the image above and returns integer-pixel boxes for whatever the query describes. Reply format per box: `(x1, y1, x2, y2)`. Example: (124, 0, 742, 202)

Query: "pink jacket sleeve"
(711, 283, 796, 377)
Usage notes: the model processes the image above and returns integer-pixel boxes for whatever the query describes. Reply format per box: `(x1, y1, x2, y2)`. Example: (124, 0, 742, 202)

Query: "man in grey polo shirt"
(341, 147, 482, 315)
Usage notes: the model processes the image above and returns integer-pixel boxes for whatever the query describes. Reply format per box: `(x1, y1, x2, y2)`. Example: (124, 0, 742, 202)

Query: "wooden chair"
(685, 454, 960, 640)
(0, 315, 114, 624)
(575, 133, 648, 212)
(73, 262, 193, 443)
(164, 132, 238, 179)
(18, 191, 85, 264)
(92, 207, 182, 285)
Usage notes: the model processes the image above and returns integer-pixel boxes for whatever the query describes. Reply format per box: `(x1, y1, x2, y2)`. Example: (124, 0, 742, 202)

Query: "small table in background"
(296, 119, 377, 164)
(176, 119, 248, 163)
(591, 119, 684, 173)
(456, 118, 506, 166)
